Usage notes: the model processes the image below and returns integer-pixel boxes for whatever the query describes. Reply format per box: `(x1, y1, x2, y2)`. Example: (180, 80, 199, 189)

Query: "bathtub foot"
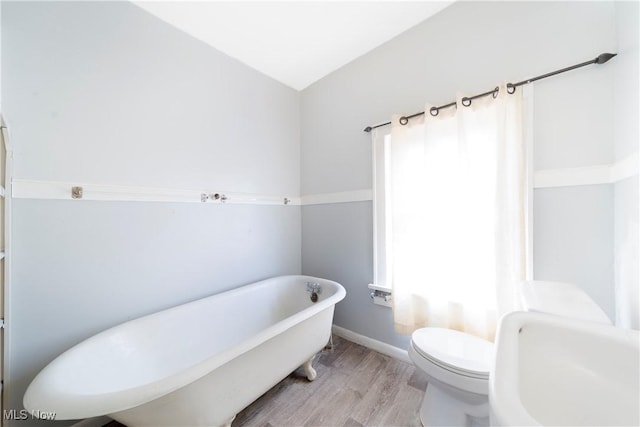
(303, 355, 317, 381)
(221, 414, 236, 427)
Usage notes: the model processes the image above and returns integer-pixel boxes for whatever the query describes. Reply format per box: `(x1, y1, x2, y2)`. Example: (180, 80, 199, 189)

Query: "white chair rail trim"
(12, 179, 302, 205)
(10, 154, 637, 205)
(300, 189, 373, 205)
(534, 153, 638, 188)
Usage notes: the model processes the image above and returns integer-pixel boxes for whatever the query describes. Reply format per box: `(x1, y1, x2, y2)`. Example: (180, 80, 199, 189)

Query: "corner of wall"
(613, 0, 640, 330)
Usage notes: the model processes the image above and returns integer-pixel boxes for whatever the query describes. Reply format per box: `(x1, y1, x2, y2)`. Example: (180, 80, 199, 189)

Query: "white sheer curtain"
(388, 84, 528, 341)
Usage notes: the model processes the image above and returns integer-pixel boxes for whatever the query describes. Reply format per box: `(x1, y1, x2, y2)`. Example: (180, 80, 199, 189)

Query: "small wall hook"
(211, 193, 227, 202)
(71, 186, 83, 199)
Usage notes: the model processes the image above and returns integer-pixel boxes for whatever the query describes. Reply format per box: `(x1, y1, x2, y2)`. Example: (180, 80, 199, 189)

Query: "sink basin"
(490, 311, 639, 426)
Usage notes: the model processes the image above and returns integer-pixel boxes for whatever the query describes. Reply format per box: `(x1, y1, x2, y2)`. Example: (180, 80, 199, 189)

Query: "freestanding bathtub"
(24, 275, 346, 426)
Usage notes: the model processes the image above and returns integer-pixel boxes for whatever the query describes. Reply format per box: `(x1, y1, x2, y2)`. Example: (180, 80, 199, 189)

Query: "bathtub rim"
(23, 275, 346, 419)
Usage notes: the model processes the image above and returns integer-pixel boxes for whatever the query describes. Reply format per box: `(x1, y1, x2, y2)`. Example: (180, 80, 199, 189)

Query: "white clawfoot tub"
(24, 275, 346, 426)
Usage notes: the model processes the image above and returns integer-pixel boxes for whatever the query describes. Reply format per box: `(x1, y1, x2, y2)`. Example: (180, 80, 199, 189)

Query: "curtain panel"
(387, 84, 528, 341)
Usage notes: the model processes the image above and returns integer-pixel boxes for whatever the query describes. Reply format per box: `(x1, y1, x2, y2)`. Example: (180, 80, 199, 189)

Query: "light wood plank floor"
(107, 335, 427, 427)
(234, 335, 427, 427)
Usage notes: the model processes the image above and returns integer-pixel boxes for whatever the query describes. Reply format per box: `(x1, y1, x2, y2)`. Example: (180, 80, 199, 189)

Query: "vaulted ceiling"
(134, 1, 453, 90)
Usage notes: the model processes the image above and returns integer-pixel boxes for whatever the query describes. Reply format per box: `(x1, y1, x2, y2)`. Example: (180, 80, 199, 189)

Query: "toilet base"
(419, 382, 489, 427)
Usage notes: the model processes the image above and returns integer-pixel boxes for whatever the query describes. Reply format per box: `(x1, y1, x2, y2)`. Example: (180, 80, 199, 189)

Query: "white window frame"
(372, 129, 392, 291)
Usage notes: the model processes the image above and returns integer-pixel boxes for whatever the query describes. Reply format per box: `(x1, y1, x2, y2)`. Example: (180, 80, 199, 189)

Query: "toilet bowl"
(409, 327, 493, 427)
(409, 280, 611, 427)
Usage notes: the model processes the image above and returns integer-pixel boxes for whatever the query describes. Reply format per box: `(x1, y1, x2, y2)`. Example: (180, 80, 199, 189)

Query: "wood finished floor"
(106, 335, 427, 427)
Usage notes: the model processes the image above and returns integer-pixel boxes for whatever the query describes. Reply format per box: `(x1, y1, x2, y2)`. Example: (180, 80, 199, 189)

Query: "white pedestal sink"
(490, 311, 639, 426)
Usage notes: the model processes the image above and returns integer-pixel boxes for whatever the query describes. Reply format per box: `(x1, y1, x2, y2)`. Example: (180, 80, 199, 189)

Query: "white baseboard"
(71, 416, 111, 427)
(332, 324, 411, 364)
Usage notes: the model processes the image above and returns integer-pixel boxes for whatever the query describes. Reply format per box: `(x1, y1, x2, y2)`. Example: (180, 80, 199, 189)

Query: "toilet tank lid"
(521, 281, 611, 324)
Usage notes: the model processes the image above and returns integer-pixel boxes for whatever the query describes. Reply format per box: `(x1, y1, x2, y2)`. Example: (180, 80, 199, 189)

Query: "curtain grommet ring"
(492, 86, 499, 98)
(461, 97, 471, 107)
(506, 83, 516, 94)
(429, 107, 439, 117)
(399, 116, 409, 125)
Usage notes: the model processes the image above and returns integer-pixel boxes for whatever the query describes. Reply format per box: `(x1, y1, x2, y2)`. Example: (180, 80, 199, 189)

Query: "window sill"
(368, 283, 392, 307)
(368, 283, 391, 292)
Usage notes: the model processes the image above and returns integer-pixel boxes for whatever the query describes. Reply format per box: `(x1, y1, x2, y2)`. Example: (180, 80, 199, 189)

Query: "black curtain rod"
(363, 52, 617, 133)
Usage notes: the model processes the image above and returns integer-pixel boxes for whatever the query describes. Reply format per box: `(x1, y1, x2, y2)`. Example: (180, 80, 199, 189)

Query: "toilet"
(409, 327, 493, 426)
(409, 280, 612, 427)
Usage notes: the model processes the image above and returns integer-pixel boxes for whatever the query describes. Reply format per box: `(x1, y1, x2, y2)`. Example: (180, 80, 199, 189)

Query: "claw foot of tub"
(303, 355, 317, 381)
(221, 414, 236, 427)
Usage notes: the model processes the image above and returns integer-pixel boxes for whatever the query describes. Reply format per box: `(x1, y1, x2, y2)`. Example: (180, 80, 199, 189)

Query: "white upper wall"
(301, 1, 616, 195)
(1, 2, 2, 113)
(3, 1, 300, 196)
(613, 0, 639, 330)
(613, 0, 639, 161)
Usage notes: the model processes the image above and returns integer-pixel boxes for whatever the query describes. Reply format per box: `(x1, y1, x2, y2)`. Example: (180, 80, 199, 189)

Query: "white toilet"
(409, 327, 493, 426)
(409, 280, 611, 427)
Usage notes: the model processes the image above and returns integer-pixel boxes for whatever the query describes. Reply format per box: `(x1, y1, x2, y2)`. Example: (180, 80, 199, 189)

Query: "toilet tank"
(521, 281, 612, 324)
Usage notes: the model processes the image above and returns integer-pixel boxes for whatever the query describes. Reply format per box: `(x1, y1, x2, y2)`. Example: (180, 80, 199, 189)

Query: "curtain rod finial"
(364, 126, 373, 133)
(596, 53, 617, 64)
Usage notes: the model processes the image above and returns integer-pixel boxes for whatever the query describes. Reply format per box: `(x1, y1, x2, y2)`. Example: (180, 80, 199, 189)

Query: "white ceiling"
(134, 1, 453, 91)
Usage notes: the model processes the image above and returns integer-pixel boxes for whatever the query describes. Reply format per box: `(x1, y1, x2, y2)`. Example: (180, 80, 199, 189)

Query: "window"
(372, 85, 533, 340)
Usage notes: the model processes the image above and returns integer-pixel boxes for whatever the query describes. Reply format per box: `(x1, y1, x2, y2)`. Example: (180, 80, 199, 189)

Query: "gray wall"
(533, 185, 613, 310)
(2, 2, 300, 425)
(302, 202, 405, 348)
(613, 0, 639, 330)
(300, 1, 626, 348)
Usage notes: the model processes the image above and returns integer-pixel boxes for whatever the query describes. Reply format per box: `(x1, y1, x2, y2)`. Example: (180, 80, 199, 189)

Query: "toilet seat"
(411, 328, 493, 380)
